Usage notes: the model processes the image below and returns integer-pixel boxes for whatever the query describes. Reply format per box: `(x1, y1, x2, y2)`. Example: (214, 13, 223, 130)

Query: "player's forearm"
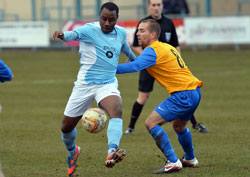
(122, 42, 136, 61)
(116, 62, 141, 74)
(0, 60, 13, 82)
(117, 52, 155, 74)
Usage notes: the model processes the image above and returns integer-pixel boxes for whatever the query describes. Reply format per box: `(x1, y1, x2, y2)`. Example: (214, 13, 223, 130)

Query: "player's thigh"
(95, 83, 122, 118)
(145, 110, 167, 131)
(138, 69, 155, 92)
(64, 85, 95, 118)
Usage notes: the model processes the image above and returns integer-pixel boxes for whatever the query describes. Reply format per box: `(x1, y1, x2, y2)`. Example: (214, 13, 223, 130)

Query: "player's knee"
(137, 93, 150, 104)
(61, 116, 80, 133)
(61, 124, 70, 133)
(172, 123, 185, 132)
(61, 121, 72, 133)
(145, 118, 154, 131)
(113, 108, 122, 118)
(113, 102, 122, 117)
(107, 105, 122, 118)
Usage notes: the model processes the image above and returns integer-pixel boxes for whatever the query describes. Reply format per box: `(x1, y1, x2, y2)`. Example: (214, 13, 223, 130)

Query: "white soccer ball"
(81, 108, 107, 133)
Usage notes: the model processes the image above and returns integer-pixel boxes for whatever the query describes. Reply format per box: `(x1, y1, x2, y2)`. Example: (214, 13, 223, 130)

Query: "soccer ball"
(81, 108, 107, 133)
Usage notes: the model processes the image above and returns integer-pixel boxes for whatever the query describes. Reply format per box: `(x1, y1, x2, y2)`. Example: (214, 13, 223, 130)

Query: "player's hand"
(52, 31, 64, 40)
(125, 59, 134, 63)
(125, 59, 130, 63)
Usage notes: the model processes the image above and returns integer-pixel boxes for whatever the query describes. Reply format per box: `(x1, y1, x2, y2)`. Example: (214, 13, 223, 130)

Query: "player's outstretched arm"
(0, 59, 13, 82)
(52, 31, 64, 40)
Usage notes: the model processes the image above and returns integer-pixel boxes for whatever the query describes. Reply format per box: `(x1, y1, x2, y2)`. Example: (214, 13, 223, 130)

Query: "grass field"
(0, 49, 250, 177)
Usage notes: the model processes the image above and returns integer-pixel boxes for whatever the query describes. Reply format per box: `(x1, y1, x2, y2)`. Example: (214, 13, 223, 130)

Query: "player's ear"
(151, 31, 157, 40)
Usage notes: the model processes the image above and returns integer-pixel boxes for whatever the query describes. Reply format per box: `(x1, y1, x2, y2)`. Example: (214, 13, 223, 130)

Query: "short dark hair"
(100, 2, 119, 16)
(141, 19, 161, 39)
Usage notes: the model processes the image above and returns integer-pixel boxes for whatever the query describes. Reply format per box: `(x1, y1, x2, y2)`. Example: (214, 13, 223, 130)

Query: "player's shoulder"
(152, 41, 172, 49)
(114, 25, 127, 35)
(115, 24, 125, 30)
(75, 21, 101, 35)
(83, 21, 101, 29)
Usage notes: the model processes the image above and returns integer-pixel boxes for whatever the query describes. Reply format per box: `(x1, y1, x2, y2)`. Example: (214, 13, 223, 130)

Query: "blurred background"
(0, 0, 250, 50)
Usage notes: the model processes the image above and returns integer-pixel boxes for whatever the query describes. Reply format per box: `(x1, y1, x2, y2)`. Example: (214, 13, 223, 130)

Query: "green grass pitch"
(0, 49, 250, 177)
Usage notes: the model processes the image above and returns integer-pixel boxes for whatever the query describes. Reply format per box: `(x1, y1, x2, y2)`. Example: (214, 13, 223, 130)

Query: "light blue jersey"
(64, 21, 136, 85)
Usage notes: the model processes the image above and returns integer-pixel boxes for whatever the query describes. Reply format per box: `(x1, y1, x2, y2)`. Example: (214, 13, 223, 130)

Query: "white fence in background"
(0, 21, 49, 47)
(0, 16, 249, 48)
(185, 16, 250, 45)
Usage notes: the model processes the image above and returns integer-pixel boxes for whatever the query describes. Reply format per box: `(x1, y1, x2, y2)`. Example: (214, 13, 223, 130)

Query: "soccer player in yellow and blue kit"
(116, 19, 203, 174)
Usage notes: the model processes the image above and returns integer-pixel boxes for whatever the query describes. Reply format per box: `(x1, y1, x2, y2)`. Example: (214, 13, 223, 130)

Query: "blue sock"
(107, 118, 123, 154)
(150, 125, 178, 163)
(62, 128, 77, 156)
(176, 128, 194, 160)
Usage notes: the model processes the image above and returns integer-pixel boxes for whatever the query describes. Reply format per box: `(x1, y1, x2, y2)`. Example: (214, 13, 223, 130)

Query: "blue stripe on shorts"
(154, 87, 201, 122)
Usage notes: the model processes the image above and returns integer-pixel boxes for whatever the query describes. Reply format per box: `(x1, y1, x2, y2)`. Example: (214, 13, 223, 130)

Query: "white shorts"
(64, 82, 121, 117)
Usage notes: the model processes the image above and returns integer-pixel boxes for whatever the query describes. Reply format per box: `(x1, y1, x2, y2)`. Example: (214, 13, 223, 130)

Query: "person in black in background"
(163, 0, 190, 15)
(125, 0, 208, 135)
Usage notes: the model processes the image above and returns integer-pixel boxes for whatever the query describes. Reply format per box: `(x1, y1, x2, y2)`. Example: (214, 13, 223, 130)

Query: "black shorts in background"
(138, 69, 155, 92)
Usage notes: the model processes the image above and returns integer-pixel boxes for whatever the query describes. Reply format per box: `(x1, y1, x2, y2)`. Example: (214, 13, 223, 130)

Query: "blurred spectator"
(163, 0, 189, 15)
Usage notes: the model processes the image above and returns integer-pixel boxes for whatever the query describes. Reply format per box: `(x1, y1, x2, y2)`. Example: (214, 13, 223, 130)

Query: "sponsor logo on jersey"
(106, 51, 113, 58)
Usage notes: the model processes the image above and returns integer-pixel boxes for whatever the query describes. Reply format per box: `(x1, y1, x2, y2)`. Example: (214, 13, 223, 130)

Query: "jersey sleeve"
(64, 23, 94, 43)
(121, 28, 136, 61)
(0, 59, 12, 82)
(63, 31, 79, 42)
(116, 47, 156, 74)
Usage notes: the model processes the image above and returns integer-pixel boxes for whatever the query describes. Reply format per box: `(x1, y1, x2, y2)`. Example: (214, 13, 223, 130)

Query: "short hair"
(148, 0, 163, 5)
(141, 19, 161, 39)
(100, 2, 119, 16)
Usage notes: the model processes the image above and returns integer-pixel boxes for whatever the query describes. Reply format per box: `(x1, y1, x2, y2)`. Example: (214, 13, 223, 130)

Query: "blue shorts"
(154, 87, 201, 122)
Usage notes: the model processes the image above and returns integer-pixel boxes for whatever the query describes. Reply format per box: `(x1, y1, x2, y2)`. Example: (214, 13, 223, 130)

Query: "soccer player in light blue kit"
(53, 2, 136, 176)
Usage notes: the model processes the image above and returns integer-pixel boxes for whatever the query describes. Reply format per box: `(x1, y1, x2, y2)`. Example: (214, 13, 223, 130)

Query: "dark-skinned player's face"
(99, 8, 118, 34)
